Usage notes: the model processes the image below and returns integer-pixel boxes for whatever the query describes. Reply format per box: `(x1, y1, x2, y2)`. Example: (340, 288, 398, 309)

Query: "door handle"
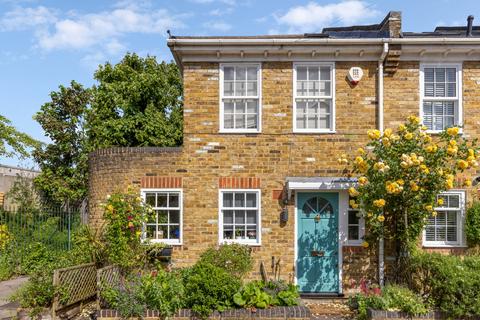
(311, 250, 325, 257)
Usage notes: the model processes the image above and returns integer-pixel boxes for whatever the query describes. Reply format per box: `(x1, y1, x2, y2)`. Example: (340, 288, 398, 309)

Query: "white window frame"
(422, 190, 466, 248)
(219, 63, 262, 133)
(346, 201, 366, 246)
(293, 62, 336, 133)
(140, 188, 183, 246)
(218, 189, 261, 246)
(419, 63, 463, 134)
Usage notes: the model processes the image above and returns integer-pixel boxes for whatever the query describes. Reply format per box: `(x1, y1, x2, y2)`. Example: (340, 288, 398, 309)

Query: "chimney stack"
(467, 15, 474, 37)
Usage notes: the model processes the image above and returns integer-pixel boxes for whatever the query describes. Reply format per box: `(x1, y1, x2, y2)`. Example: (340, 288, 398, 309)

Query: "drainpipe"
(378, 42, 388, 287)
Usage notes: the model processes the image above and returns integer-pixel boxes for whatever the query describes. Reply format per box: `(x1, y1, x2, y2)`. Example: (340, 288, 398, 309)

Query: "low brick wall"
(98, 306, 310, 320)
(368, 309, 462, 320)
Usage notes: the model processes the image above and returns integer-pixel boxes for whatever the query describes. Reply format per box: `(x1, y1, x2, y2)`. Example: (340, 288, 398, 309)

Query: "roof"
(404, 26, 480, 38)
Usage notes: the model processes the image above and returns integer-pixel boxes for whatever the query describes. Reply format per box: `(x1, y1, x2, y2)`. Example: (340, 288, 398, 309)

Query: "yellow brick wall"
(89, 60, 480, 293)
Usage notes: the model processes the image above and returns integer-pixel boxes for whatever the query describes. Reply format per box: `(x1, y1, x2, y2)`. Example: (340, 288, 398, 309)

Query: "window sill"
(426, 130, 464, 135)
(148, 239, 183, 246)
(293, 130, 336, 134)
(220, 240, 261, 246)
(422, 244, 466, 248)
(344, 241, 364, 247)
(219, 129, 261, 134)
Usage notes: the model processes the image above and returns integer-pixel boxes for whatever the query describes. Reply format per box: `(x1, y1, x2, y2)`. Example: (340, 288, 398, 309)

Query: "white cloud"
(209, 7, 234, 16)
(0, 3, 186, 53)
(275, 0, 379, 33)
(191, 0, 236, 5)
(0, 6, 57, 31)
(203, 21, 232, 32)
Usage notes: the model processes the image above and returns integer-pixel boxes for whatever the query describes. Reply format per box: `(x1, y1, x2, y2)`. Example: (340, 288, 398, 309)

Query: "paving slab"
(0, 276, 29, 320)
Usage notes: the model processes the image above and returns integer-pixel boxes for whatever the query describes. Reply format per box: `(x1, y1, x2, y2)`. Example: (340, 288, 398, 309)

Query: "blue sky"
(0, 0, 479, 167)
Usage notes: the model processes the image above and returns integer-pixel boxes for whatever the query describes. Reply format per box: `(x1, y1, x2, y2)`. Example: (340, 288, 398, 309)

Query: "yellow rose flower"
(367, 212, 373, 217)
(383, 128, 393, 138)
(373, 199, 386, 208)
(432, 211, 438, 217)
(128, 221, 134, 228)
(358, 176, 368, 185)
(391, 134, 400, 141)
(424, 135, 433, 143)
(396, 179, 405, 185)
(399, 124, 406, 132)
(349, 187, 360, 197)
(449, 140, 457, 146)
(425, 205, 433, 212)
(446, 179, 454, 189)
(355, 156, 364, 164)
(468, 148, 475, 157)
(465, 179, 472, 187)
(362, 241, 369, 248)
(357, 148, 366, 155)
(408, 115, 420, 124)
(377, 215, 385, 222)
(367, 129, 381, 140)
(382, 137, 391, 147)
(421, 125, 428, 131)
(410, 181, 419, 192)
(107, 204, 114, 212)
(447, 127, 459, 136)
(437, 198, 444, 206)
(447, 147, 458, 155)
(457, 160, 469, 170)
(400, 161, 409, 168)
(404, 132, 414, 140)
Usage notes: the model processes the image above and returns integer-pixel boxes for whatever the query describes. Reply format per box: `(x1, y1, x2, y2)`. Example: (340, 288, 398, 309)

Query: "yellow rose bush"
(103, 186, 149, 270)
(342, 115, 479, 253)
(0, 224, 12, 251)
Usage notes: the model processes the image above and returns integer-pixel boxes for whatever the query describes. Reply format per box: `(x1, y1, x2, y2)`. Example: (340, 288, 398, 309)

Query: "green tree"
(0, 114, 39, 158)
(87, 53, 183, 149)
(33, 81, 91, 206)
(6, 173, 41, 213)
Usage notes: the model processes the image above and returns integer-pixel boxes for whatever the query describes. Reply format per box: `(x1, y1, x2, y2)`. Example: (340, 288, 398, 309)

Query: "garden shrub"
(140, 269, 185, 316)
(233, 280, 299, 309)
(466, 201, 480, 247)
(101, 280, 146, 319)
(349, 284, 429, 320)
(409, 252, 480, 318)
(198, 243, 253, 278)
(183, 262, 241, 318)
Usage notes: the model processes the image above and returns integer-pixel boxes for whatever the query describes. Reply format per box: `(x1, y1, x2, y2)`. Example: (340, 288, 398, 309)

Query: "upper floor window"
(420, 64, 462, 132)
(423, 191, 465, 247)
(293, 63, 335, 133)
(143, 189, 183, 245)
(220, 64, 261, 133)
(219, 189, 261, 245)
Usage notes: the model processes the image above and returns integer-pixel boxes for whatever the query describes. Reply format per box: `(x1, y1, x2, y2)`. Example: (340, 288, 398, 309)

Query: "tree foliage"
(0, 114, 39, 159)
(87, 53, 183, 149)
(33, 54, 183, 205)
(33, 81, 91, 206)
(340, 116, 479, 253)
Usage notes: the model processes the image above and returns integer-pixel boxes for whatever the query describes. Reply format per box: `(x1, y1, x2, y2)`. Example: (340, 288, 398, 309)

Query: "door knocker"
(314, 214, 321, 223)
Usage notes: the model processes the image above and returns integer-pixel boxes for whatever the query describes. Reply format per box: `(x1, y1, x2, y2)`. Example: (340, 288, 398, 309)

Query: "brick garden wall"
(89, 61, 480, 293)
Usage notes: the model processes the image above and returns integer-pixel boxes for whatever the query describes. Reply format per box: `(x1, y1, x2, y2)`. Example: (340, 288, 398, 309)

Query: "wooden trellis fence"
(96, 265, 121, 308)
(52, 263, 97, 317)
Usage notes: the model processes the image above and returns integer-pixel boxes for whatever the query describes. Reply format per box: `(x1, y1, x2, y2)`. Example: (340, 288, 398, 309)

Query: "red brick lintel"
(141, 176, 182, 189)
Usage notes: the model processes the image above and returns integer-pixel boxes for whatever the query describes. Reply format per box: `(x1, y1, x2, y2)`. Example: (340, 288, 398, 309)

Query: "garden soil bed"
(367, 308, 480, 320)
(97, 306, 310, 320)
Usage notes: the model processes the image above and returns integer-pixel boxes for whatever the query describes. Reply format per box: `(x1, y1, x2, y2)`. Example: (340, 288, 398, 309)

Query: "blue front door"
(296, 192, 339, 293)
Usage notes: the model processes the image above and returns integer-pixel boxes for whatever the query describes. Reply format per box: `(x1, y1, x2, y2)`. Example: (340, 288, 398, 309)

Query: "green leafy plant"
(233, 280, 299, 309)
(140, 269, 185, 316)
(101, 281, 146, 319)
(102, 188, 148, 271)
(349, 284, 429, 320)
(409, 252, 480, 318)
(466, 201, 480, 247)
(198, 244, 253, 278)
(183, 262, 241, 318)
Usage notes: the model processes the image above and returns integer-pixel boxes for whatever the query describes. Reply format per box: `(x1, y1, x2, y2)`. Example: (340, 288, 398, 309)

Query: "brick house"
(89, 12, 480, 295)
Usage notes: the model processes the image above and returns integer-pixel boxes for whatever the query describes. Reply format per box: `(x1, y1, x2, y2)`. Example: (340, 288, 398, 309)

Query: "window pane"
(309, 81, 319, 96)
(246, 115, 257, 129)
(224, 81, 234, 96)
(435, 68, 446, 82)
(308, 67, 319, 80)
(169, 194, 179, 207)
(425, 226, 435, 241)
(296, 116, 306, 129)
(246, 226, 257, 239)
(235, 226, 245, 239)
(247, 67, 257, 80)
(223, 225, 233, 239)
(158, 210, 168, 224)
(235, 101, 246, 113)
(246, 100, 258, 113)
(297, 81, 307, 96)
(223, 193, 233, 207)
(235, 114, 246, 128)
(447, 83, 456, 97)
(424, 68, 434, 82)
(320, 67, 331, 80)
(157, 193, 168, 207)
(308, 116, 317, 129)
(446, 68, 456, 82)
(435, 83, 445, 97)
(246, 210, 257, 223)
(224, 67, 234, 81)
(320, 81, 331, 96)
(235, 210, 245, 224)
(246, 193, 257, 207)
(447, 227, 457, 241)
(224, 210, 234, 224)
(169, 225, 180, 239)
(348, 226, 359, 240)
(236, 67, 246, 80)
(449, 195, 460, 208)
(224, 101, 234, 114)
(145, 193, 156, 206)
(247, 81, 257, 96)
(224, 114, 234, 129)
(297, 101, 307, 114)
(307, 101, 318, 114)
(319, 100, 330, 114)
(425, 83, 434, 97)
(146, 210, 156, 223)
(348, 211, 360, 224)
(235, 82, 246, 96)
(235, 193, 245, 207)
(146, 225, 156, 239)
(170, 210, 180, 224)
(157, 225, 168, 239)
(297, 67, 307, 80)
